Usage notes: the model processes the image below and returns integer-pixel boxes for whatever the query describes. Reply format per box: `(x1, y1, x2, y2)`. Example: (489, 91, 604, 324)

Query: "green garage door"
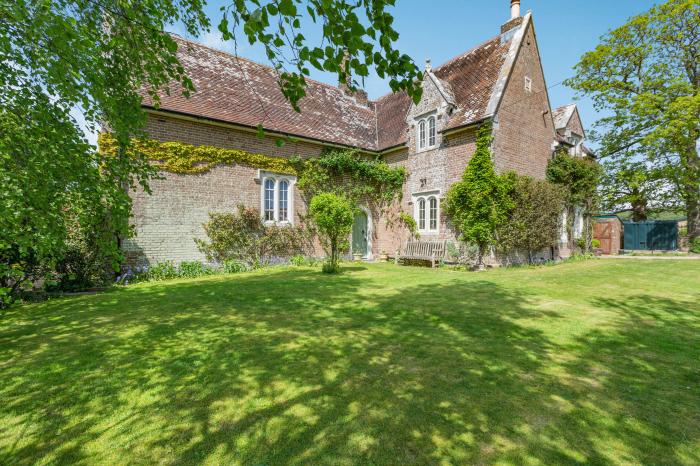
(623, 221, 678, 251)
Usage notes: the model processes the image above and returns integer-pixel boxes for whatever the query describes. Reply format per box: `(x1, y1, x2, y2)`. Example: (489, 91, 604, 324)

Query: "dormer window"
(428, 116, 436, 146)
(417, 115, 437, 151)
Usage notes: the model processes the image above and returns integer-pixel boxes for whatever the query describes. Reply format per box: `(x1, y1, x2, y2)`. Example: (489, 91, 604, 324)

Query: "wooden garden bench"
(396, 240, 446, 268)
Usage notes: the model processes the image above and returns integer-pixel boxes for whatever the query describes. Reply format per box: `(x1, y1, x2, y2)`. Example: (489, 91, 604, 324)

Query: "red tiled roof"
(142, 36, 378, 150)
(144, 28, 517, 151)
(434, 35, 513, 130)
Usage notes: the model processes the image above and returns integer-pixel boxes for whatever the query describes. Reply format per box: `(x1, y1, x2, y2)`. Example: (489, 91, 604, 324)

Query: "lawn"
(1, 260, 699, 465)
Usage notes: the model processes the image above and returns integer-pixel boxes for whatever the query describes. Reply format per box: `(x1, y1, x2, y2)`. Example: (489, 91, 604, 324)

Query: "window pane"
(278, 180, 288, 222)
(419, 120, 426, 149)
(428, 117, 436, 147)
(429, 197, 438, 230)
(264, 179, 275, 221)
(418, 198, 425, 230)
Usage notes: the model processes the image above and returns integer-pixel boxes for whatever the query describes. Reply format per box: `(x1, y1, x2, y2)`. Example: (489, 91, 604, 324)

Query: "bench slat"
(397, 240, 446, 268)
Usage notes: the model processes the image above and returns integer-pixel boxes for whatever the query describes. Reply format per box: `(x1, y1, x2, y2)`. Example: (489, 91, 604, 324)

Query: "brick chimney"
(501, 0, 523, 34)
(338, 50, 369, 106)
(511, 0, 521, 19)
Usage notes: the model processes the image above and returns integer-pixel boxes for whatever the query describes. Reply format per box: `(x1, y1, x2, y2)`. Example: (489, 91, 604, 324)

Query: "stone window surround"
(412, 190, 440, 235)
(258, 170, 296, 225)
(415, 111, 438, 153)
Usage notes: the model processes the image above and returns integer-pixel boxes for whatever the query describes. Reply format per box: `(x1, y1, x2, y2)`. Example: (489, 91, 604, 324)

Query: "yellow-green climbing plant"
(98, 133, 296, 175)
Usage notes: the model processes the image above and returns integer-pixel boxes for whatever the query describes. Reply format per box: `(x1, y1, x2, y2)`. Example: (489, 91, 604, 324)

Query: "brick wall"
(124, 114, 323, 265)
(492, 23, 555, 180)
(376, 127, 479, 257)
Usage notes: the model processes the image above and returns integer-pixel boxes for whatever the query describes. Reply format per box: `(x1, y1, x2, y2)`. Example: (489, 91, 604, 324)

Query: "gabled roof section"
(142, 35, 378, 150)
(143, 17, 530, 152)
(553, 103, 577, 130)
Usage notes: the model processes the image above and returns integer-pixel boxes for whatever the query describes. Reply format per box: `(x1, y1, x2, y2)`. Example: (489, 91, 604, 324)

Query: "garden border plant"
(546, 149, 602, 253)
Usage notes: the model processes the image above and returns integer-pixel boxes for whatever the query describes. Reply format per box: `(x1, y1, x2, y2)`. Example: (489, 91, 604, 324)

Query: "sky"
(166, 0, 660, 143)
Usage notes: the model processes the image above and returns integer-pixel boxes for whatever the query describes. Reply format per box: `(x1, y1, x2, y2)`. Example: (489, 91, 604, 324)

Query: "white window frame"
(416, 113, 438, 152)
(412, 191, 440, 234)
(259, 172, 296, 225)
(418, 119, 426, 149)
(524, 76, 532, 93)
(428, 116, 436, 147)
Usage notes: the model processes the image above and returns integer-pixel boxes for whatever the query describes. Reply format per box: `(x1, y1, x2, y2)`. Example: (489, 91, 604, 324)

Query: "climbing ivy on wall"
(98, 133, 296, 175)
(292, 149, 406, 206)
(98, 134, 407, 209)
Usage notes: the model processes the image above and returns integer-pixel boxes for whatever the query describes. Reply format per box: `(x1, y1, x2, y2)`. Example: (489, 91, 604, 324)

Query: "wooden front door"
(594, 221, 613, 254)
(352, 211, 368, 257)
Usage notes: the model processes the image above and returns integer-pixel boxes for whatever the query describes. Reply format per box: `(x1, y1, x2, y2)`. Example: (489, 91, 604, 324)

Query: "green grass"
(1, 260, 699, 465)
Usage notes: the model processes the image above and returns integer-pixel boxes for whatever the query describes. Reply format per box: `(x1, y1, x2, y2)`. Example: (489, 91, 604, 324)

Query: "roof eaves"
(144, 106, 380, 154)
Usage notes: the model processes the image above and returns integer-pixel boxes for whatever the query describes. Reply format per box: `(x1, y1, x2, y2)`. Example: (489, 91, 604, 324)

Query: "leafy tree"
(443, 124, 512, 268)
(219, 0, 423, 109)
(546, 150, 602, 251)
(598, 159, 670, 221)
(565, 0, 700, 240)
(1, 0, 420, 305)
(309, 193, 355, 273)
(497, 174, 567, 264)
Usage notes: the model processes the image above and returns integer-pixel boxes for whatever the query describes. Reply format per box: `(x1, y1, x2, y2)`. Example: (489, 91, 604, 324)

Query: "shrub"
(48, 212, 115, 292)
(177, 261, 216, 279)
(446, 241, 479, 266)
(690, 237, 700, 254)
(195, 205, 313, 267)
(496, 174, 567, 263)
(309, 193, 354, 273)
(322, 261, 340, 274)
(592, 239, 601, 249)
(195, 206, 266, 265)
(222, 259, 248, 274)
(290, 255, 306, 266)
(144, 262, 178, 281)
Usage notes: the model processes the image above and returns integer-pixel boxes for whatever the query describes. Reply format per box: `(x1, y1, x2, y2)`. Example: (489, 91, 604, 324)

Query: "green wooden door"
(623, 221, 678, 250)
(352, 211, 368, 256)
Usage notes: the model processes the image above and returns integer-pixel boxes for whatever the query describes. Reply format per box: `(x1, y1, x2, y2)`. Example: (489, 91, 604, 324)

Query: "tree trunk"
(688, 198, 700, 241)
(475, 244, 486, 270)
(683, 129, 700, 241)
(631, 196, 648, 222)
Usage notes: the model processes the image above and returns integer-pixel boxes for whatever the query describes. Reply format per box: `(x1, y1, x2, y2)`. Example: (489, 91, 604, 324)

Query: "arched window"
(429, 197, 438, 230)
(418, 120, 426, 149)
(264, 178, 275, 221)
(278, 180, 288, 221)
(428, 117, 436, 147)
(418, 197, 426, 230)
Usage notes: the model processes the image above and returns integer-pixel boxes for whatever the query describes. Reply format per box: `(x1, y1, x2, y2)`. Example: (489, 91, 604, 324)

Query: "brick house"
(125, 1, 590, 265)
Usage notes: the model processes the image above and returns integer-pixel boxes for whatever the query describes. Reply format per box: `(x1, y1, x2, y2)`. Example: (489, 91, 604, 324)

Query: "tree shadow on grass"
(1, 268, 699, 464)
(550, 295, 700, 465)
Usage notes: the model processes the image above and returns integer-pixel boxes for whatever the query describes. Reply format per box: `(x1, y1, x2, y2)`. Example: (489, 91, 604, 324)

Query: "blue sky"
(168, 0, 660, 139)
